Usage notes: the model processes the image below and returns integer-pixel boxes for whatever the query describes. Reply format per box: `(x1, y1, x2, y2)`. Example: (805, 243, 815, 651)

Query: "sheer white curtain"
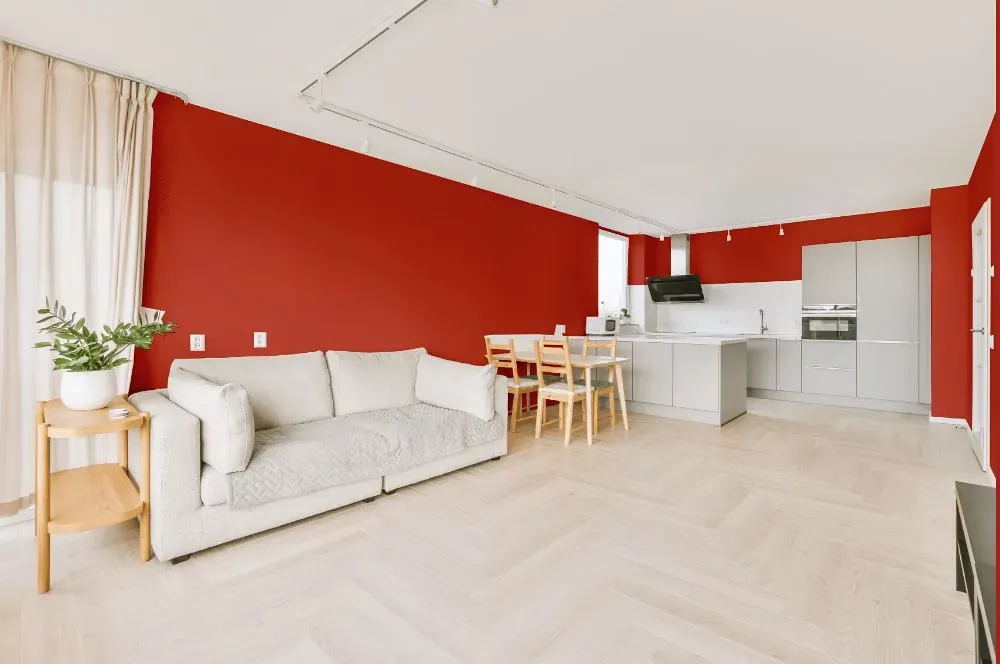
(0, 43, 156, 516)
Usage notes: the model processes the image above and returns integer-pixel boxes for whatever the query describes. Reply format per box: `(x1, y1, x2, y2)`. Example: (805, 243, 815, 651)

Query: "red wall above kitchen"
(627, 234, 671, 285)
(131, 96, 598, 391)
(689, 207, 932, 284)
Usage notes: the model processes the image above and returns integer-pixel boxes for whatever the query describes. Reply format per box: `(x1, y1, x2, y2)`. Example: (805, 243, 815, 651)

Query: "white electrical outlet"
(190, 334, 206, 352)
(253, 332, 267, 349)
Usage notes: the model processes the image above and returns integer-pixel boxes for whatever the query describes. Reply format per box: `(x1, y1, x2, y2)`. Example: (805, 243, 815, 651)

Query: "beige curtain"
(0, 43, 156, 516)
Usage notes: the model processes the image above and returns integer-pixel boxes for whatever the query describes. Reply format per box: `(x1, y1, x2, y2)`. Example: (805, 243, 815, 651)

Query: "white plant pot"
(60, 370, 117, 411)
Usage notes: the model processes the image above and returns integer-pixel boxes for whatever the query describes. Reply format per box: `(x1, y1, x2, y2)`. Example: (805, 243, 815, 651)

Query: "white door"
(971, 200, 991, 471)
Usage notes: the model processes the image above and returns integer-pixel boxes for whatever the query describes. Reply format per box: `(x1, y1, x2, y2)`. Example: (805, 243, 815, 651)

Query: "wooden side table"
(35, 395, 151, 593)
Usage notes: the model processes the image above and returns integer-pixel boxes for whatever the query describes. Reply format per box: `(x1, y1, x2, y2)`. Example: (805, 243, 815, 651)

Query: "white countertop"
(606, 334, 748, 346)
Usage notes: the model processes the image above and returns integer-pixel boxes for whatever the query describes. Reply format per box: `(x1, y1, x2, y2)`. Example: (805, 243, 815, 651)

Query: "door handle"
(971, 328, 985, 334)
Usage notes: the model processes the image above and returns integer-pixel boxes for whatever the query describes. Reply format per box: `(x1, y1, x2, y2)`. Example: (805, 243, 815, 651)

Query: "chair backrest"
(583, 337, 617, 358)
(534, 337, 573, 387)
(484, 336, 522, 385)
(583, 337, 617, 383)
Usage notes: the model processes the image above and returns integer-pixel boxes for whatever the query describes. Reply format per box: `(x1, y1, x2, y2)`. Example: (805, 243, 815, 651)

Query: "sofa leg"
(169, 554, 191, 565)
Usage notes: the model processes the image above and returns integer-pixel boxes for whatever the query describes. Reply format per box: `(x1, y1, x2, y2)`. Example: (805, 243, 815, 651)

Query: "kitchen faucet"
(759, 308, 768, 335)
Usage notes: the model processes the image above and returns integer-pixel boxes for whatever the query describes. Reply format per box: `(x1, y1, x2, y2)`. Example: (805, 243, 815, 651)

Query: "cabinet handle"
(971, 328, 985, 334)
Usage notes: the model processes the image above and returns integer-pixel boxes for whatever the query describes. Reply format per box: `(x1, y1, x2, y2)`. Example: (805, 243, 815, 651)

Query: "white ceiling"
(2, 0, 994, 234)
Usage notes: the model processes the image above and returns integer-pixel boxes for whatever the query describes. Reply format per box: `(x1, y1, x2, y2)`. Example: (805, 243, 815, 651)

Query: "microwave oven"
(586, 316, 620, 336)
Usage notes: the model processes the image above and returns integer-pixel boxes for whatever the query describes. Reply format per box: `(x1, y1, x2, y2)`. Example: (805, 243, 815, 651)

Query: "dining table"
(492, 348, 630, 445)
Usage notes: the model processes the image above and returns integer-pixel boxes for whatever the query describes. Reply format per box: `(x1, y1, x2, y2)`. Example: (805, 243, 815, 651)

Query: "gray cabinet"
(776, 340, 802, 392)
(857, 236, 919, 342)
(631, 342, 672, 405)
(801, 340, 857, 370)
(747, 339, 777, 390)
(617, 341, 633, 401)
(802, 367, 857, 397)
(802, 340, 856, 397)
(918, 235, 931, 404)
(802, 242, 857, 305)
(673, 344, 720, 411)
(857, 342, 919, 402)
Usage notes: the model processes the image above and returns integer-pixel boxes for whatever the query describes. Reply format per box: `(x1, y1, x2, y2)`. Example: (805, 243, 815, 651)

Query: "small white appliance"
(586, 316, 620, 336)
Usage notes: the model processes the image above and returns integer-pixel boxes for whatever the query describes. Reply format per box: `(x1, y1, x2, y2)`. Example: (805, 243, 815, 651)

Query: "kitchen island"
(571, 334, 748, 426)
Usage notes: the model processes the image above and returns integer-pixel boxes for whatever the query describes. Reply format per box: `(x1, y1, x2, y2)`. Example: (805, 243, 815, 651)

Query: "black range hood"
(647, 275, 705, 303)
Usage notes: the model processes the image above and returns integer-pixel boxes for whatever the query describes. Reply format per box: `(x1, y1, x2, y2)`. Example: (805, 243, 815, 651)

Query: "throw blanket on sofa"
(343, 403, 505, 474)
(225, 404, 504, 509)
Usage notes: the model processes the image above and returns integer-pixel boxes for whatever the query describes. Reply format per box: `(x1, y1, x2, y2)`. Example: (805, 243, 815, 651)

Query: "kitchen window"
(598, 230, 628, 316)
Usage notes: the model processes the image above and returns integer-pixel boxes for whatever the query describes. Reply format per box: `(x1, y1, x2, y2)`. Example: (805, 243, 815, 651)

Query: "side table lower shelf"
(48, 464, 143, 535)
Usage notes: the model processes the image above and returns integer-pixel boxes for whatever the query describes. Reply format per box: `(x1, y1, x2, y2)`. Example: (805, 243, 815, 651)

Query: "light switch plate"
(190, 334, 205, 352)
(253, 332, 267, 349)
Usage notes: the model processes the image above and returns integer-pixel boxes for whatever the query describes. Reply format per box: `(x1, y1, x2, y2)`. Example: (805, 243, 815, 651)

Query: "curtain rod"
(0, 36, 189, 104)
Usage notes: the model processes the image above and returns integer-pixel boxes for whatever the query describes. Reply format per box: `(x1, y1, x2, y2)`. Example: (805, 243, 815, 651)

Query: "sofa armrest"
(494, 375, 508, 426)
(129, 389, 203, 560)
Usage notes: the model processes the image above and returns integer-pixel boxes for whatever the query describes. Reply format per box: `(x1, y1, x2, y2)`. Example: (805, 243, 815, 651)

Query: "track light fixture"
(659, 234, 664, 241)
(470, 163, 480, 187)
(726, 228, 732, 242)
(550, 187, 558, 209)
(310, 74, 326, 112)
(360, 122, 371, 154)
(779, 223, 785, 236)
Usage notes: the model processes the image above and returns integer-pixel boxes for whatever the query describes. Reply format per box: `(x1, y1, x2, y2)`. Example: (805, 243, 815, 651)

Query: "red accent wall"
(930, 185, 972, 425)
(688, 208, 932, 284)
(131, 97, 598, 391)
(627, 234, 671, 285)
(966, 116, 997, 474)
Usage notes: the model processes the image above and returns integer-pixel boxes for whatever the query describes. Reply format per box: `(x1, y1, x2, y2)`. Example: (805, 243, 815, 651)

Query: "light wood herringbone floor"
(0, 399, 988, 664)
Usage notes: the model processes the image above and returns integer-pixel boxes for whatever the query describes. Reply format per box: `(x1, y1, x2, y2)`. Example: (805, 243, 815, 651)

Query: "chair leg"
(534, 396, 544, 438)
(609, 390, 617, 425)
(559, 402, 565, 431)
(564, 399, 574, 446)
(510, 389, 520, 433)
(593, 393, 599, 434)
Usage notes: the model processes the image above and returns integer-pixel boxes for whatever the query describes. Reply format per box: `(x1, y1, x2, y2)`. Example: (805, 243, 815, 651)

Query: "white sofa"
(128, 349, 507, 562)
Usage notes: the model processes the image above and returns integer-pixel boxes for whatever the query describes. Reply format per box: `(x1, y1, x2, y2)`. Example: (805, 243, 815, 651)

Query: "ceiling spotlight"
(659, 234, 664, 242)
(470, 163, 480, 187)
(550, 187, 558, 209)
(779, 223, 785, 236)
(726, 228, 732, 242)
(360, 122, 371, 154)
(310, 74, 326, 113)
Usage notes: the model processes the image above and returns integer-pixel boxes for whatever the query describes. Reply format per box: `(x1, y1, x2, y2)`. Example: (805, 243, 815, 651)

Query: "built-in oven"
(801, 305, 857, 341)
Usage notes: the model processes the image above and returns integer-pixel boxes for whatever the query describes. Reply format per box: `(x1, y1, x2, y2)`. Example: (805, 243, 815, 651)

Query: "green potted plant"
(34, 298, 176, 410)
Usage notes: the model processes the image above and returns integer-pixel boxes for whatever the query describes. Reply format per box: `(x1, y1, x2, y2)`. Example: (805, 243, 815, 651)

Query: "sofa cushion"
(167, 368, 255, 474)
(221, 418, 397, 509)
(172, 351, 333, 430)
(325, 348, 426, 416)
(415, 354, 496, 421)
(343, 403, 504, 474)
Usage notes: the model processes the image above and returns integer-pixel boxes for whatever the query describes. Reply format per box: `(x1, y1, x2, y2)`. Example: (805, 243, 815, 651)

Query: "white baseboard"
(928, 416, 971, 427)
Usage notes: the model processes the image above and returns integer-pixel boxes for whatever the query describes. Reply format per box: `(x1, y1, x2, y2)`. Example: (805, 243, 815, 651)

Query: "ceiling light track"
(302, 95, 675, 234)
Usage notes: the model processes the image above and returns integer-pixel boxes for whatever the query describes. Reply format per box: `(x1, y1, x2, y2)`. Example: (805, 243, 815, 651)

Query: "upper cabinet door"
(802, 242, 857, 305)
(857, 237, 919, 342)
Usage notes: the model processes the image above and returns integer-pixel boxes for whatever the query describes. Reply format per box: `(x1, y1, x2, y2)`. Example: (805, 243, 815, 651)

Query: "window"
(598, 230, 628, 316)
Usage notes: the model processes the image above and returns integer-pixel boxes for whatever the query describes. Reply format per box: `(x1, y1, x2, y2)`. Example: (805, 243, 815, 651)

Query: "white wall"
(655, 280, 802, 335)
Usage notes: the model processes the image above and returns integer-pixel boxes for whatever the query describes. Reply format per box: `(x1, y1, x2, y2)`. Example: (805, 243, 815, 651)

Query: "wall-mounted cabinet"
(802, 242, 857, 305)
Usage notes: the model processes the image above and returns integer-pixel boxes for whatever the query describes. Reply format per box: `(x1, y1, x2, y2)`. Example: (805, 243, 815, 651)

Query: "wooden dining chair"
(484, 336, 540, 433)
(583, 337, 618, 434)
(533, 337, 593, 446)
